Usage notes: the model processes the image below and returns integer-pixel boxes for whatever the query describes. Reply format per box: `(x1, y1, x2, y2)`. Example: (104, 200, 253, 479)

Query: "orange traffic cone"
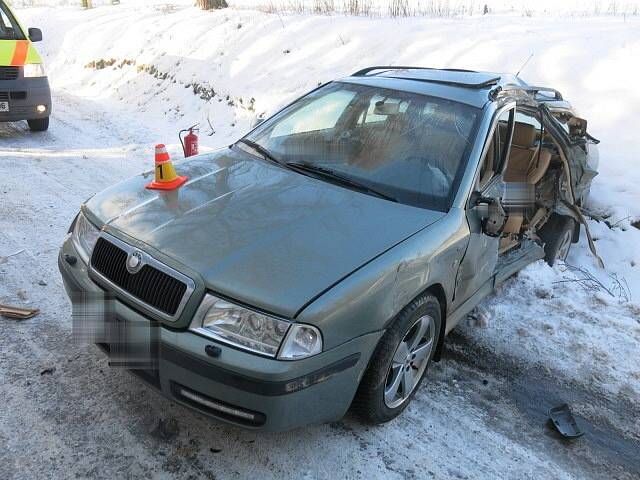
(146, 144, 188, 191)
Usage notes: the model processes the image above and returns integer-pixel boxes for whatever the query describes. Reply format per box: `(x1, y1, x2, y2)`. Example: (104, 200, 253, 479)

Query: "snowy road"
(1, 89, 638, 479)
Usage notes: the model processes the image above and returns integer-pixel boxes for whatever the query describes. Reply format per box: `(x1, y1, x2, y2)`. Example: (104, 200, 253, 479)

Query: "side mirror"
(471, 194, 506, 237)
(28, 28, 42, 42)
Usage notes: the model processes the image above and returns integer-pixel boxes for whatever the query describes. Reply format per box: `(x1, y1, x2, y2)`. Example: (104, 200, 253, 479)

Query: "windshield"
(245, 82, 480, 210)
(0, 2, 24, 40)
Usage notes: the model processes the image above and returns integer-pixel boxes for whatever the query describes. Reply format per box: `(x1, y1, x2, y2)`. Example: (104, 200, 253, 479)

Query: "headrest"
(512, 122, 537, 146)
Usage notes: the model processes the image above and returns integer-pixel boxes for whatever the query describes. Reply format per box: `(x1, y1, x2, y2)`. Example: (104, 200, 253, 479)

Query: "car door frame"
(451, 101, 516, 307)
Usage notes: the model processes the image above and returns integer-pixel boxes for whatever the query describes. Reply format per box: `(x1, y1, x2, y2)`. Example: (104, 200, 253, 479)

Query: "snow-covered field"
(9, 0, 640, 17)
(1, 3, 639, 479)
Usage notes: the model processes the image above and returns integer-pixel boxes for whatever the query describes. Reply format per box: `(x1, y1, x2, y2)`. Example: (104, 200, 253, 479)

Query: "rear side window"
(0, 3, 25, 40)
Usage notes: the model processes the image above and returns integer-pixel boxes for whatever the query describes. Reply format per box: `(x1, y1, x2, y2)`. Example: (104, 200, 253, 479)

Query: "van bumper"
(0, 76, 51, 122)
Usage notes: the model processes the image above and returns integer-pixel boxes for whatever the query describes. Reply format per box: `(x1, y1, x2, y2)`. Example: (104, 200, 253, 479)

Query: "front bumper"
(0, 76, 51, 122)
(58, 237, 382, 431)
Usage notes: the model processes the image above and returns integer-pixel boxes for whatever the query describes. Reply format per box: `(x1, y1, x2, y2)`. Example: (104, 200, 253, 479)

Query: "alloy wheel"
(384, 314, 436, 408)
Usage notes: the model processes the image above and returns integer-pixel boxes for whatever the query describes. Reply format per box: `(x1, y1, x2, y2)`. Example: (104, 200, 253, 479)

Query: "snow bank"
(14, 4, 640, 396)
(11, 0, 640, 17)
(24, 5, 640, 215)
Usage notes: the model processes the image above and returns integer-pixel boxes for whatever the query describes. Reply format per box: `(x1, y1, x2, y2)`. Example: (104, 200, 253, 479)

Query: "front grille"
(0, 92, 27, 101)
(0, 66, 19, 80)
(91, 237, 188, 316)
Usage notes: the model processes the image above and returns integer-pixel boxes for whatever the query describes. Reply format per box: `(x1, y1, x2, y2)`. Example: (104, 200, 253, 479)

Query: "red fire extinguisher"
(179, 125, 199, 158)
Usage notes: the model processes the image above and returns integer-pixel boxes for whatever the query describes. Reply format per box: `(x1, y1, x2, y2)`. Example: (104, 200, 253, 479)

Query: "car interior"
(257, 85, 479, 211)
(481, 109, 568, 254)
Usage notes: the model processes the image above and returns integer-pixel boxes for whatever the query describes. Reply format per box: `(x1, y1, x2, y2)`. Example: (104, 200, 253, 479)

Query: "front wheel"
(28, 117, 49, 132)
(352, 293, 441, 424)
(539, 214, 575, 266)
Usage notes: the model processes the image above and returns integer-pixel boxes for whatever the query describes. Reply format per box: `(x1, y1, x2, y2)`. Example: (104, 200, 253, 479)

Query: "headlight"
(71, 212, 100, 264)
(279, 324, 323, 360)
(23, 63, 46, 78)
(192, 295, 323, 360)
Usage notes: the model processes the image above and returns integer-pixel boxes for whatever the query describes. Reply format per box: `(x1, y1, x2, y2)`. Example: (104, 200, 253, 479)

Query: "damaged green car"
(59, 67, 599, 431)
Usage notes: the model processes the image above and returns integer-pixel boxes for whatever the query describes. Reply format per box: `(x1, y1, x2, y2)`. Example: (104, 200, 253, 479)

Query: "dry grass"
(555, 262, 632, 303)
(254, 0, 373, 15)
(232, 0, 640, 17)
(10, 0, 640, 17)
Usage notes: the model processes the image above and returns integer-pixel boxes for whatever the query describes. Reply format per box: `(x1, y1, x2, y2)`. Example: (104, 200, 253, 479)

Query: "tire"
(539, 214, 575, 266)
(352, 293, 442, 424)
(27, 117, 49, 132)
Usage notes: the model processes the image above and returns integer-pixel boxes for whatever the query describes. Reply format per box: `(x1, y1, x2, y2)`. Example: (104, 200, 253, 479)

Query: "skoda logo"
(126, 250, 144, 274)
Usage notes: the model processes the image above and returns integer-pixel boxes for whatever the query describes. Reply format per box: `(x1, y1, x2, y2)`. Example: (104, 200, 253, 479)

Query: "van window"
(0, 3, 25, 40)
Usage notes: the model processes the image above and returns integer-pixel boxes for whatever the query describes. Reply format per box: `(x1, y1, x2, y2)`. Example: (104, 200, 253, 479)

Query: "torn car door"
(453, 105, 514, 305)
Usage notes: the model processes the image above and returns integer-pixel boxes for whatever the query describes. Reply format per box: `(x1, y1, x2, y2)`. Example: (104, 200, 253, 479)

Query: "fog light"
(36, 105, 46, 113)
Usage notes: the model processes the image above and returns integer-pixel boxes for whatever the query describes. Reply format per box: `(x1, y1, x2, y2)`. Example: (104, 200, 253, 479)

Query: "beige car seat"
(351, 112, 412, 170)
(501, 122, 553, 237)
(503, 122, 552, 184)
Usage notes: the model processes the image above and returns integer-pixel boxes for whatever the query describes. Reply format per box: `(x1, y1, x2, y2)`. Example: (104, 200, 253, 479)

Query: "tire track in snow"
(444, 331, 640, 479)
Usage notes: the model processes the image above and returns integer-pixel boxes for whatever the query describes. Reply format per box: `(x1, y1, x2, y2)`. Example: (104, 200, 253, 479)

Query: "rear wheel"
(539, 214, 575, 266)
(28, 117, 49, 132)
(352, 293, 441, 424)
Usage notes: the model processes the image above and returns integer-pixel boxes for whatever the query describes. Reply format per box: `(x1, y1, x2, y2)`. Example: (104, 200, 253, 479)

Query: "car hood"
(86, 148, 445, 318)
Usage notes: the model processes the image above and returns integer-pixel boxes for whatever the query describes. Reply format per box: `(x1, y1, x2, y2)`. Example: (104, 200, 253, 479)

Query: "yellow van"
(0, 0, 50, 131)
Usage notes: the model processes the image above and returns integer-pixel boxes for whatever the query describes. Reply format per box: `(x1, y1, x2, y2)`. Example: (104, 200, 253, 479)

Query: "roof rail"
(351, 66, 499, 90)
(391, 76, 500, 90)
(351, 66, 478, 77)
(490, 84, 564, 101)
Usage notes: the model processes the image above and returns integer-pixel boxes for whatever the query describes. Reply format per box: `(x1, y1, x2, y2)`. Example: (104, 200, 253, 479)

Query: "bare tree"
(197, 0, 228, 10)
(81, 0, 93, 8)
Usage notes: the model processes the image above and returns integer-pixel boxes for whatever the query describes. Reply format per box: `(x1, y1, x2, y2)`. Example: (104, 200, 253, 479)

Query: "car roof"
(340, 67, 559, 109)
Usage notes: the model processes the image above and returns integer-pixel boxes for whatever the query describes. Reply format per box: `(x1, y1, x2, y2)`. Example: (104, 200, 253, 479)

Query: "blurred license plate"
(0, 101, 9, 112)
(108, 316, 158, 369)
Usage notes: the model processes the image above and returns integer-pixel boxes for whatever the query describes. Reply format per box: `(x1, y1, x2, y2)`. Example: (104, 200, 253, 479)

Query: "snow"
(1, 3, 639, 479)
(10, 0, 640, 17)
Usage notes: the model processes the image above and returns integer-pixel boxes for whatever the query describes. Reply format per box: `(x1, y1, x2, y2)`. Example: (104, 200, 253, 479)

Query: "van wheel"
(352, 293, 441, 424)
(28, 117, 49, 132)
(539, 215, 575, 266)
